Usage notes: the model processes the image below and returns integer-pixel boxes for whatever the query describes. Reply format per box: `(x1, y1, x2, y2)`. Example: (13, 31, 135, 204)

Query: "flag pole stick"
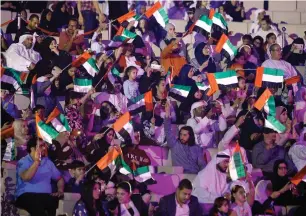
(85, 162, 98, 176)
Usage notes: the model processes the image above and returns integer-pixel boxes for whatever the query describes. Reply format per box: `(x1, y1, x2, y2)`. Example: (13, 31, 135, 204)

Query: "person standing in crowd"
(194, 0, 210, 21)
(262, 43, 298, 79)
(14, 14, 42, 43)
(283, 37, 306, 66)
(50, 2, 70, 32)
(223, 0, 245, 22)
(192, 150, 231, 203)
(15, 136, 64, 216)
(77, 0, 106, 39)
(164, 101, 206, 174)
(5, 34, 41, 72)
(6, 9, 27, 34)
(155, 179, 203, 216)
(39, 9, 55, 33)
(252, 127, 296, 177)
(58, 18, 85, 55)
(123, 66, 140, 100)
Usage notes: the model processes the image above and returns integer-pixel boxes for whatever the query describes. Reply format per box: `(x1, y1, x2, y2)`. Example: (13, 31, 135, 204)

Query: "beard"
(216, 164, 227, 173)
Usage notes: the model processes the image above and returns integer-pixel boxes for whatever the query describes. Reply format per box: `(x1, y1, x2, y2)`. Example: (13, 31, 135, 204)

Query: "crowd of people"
(1, 1, 306, 216)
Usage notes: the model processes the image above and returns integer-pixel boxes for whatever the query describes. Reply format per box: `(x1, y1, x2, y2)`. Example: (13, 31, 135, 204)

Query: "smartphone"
(151, 64, 161, 70)
(293, 44, 303, 54)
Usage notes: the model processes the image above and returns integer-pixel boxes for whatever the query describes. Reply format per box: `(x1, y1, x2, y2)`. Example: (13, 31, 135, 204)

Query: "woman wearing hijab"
(39, 9, 55, 33)
(50, 2, 70, 32)
(193, 42, 217, 73)
(271, 159, 306, 206)
(283, 37, 306, 66)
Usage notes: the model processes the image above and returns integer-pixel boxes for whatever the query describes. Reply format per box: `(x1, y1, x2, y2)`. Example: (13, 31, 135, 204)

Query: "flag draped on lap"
(254, 88, 276, 116)
(46, 107, 71, 133)
(83, 58, 99, 77)
(128, 91, 153, 114)
(0, 67, 28, 94)
(229, 144, 246, 181)
(113, 29, 137, 43)
(36, 114, 59, 144)
(254, 67, 284, 88)
(145, 1, 169, 28)
(113, 112, 134, 142)
(170, 85, 191, 98)
(71, 52, 92, 67)
(265, 115, 286, 133)
(191, 15, 213, 36)
(74, 78, 92, 93)
(206, 70, 238, 95)
(215, 34, 237, 60)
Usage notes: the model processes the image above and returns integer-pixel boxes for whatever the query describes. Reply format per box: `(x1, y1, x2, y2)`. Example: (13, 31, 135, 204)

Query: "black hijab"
(194, 42, 216, 73)
(50, 2, 70, 31)
(39, 9, 54, 32)
(271, 159, 290, 191)
(173, 64, 196, 86)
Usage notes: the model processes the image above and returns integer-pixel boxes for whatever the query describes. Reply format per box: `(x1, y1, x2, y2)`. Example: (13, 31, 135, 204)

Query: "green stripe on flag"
(122, 29, 137, 39)
(58, 113, 71, 132)
(214, 70, 237, 79)
(213, 12, 228, 29)
(83, 58, 99, 76)
(226, 41, 238, 56)
(111, 67, 121, 77)
(172, 84, 191, 92)
(265, 115, 286, 133)
(74, 78, 92, 86)
(5, 68, 24, 85)
(263, 68, 284, 77)
(264, 96, 276, 117)
(158, 8, 169, 25)
(233, 151, 246, 179)
(38, 121, 59, 143)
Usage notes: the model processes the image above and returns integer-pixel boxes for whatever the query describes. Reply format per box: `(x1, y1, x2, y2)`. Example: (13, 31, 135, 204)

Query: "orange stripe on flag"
(209, 8, 215, 19)
(254, 88, 272, 111)
(32, 74, 37, 84)
(144, 91, 153, 111)
(115, 26, 124, 36)
(35, 114, 42, 139)
(215, 34, 228, 53)
(285, 76, 300, 85)
(0, 67, 5, 77)
(113, 112, 131, 132)
(20, 72, 28, 82)
(254, 67, 264, 88)
(46, 107, 61, 124)
(145, 1, 162, 18)
(117, 11, 136, 23)
(1, 126, 14, 139)
(207, 73, 219, 92)
(291, 165, 306, 186)
(71, 52, 91, 67)
(96, 147, 121, 170)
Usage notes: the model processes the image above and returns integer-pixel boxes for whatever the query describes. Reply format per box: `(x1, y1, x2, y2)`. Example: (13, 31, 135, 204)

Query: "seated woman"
(73, 181, 106, 216)
(192, 42, 217, 73)
(108, 181, 148, 216)
(271, 159, 306, 206)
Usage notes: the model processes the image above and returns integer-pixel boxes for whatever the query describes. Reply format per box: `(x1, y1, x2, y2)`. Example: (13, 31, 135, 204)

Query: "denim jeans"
(82, 10, 98, 38)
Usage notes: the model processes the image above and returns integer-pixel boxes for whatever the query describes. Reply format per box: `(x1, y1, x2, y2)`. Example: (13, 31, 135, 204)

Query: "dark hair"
(80, 182, 104, 216)
(32, 105, 45, 114)
(231, 185, 244, 202)
(29, 14, 39, 21)
(210, 197, 229, 215)
(124, 65, 138, 80)
(292, 37, 304, 45)
(179, 126, 196, 146)
(68, 18, 78, 25)
(96, 33, 103, 42)
(263, 127, 277, 134)
(65, 91, 83, 106)
(69, 160, 85, 169)
(97, 127, 116, 145)
(242, 34, 252, 41)
(253, 35, 264, 44)
(178, 179, 192, 191)
(269, 43, 280, 52)
(266, 33, 276, 41)
(117, 181, 132, 193)
(100, 101, 117, 121)
(27, 136, 38, 153)
(273, 159, 288, 175)
(234, 52, 245, 61)
(152, 78, 167, 98)
(262, 15, 272, 24)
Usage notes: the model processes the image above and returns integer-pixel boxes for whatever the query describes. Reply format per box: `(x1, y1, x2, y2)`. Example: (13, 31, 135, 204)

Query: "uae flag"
(108, 67, 121, 85)
(128, 90, 153, 114)
(196, 82, 210, 92)
(206, 70, 238, 95)
(254, 88, 276, 116)
(170, 85, 191, 98)
(74, 78, 92, 93)
(97, 147, 122, 170)
(71, 52, 92, 67)
(0, 67, 28, 94)
(265, 115, 286, 133)
(46, 107, 71, 133)
(191, 15, 213, 36)
(215, 34, 237, 60)
(83, 58, 99, 77)
(210, 10, 228, 39)
(36, 114, 59, 144)
(113, 29, 137, 43)
(291, 165, 306, 185)
(165, 69, 173, 86)
(119, 158, 154, 183)
(117, 11, 140, 28)
(145, 1, 169, 28)
(113, 112, 134, 142)
(229, 144, 246, 181)
(255, 67, 284, 89)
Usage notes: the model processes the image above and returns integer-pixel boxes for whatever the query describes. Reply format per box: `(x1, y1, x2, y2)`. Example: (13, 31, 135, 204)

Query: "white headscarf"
(18, 34, 35, 49)
(255, 180, 271, 204)
(253, 9, 265, 23)
(190, 101, 207, 118)
(192, 149, 230, 202)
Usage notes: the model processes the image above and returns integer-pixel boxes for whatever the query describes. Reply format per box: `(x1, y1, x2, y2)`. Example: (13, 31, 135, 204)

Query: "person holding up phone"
(283, 37, 306, 66)
(223, 0, 245, 22)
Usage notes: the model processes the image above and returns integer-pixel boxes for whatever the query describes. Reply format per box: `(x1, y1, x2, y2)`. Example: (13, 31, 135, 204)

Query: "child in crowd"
(123, 66, 140, 99)
(66, 160, 86, 193)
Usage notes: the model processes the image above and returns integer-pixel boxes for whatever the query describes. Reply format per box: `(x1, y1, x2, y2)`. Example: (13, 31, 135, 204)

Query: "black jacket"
(155, 193, 203, 216)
